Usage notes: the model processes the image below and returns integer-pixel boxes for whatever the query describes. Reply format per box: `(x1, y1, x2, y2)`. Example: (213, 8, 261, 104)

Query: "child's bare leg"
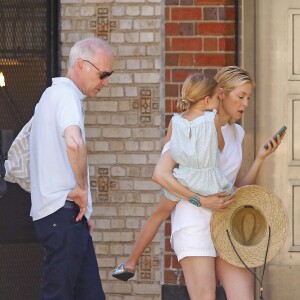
(125, 196, 176, 269)
(112, 196, 177, 280)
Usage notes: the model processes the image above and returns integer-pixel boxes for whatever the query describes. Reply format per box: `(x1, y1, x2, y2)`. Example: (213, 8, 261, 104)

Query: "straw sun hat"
(211, 185, 288, 268)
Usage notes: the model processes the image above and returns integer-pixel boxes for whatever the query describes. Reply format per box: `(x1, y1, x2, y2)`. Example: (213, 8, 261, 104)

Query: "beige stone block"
(124, 86, 138, 97)
(109, 140, 124, 151)
(102, 231, 133, 242)
(112, 115, 125, 125)
(96, 115, 111, 125)
(111, 32, 125, 43)
(95, 141, 109, 152)
(125, 114, 138, 125)
(132, 128, 161, 138)
(119, 19, 133, 30)
(133, 283, 160, 295)
(140, 193, 156, 203)
(141, 59, 154, 69)
(126, 59, 141, 70)
(140, 32, 154, 43)
(118, 205, 145, 217)
(93, 205, 118, 216)
(95, 218, 111, 229)
(104, 282, 132, 294)
(126, 218, 140, 229)
(111, 166, 126, 176)
(94, 243, 109, 255)
(118, 179, 134, 190)
(80, 6, 95, 16)
(141, 6, 154, 16)
(111, 218, 125, 228)
(133, 19, 160, 30)
(119, 100, 131, 111)
(140, 140, 154, 151)
(134, 180, 160, 191)
(112, 6, 125, 17)
(86, 127, 101, 138)
(89, 153, 117, 164)
(118, 154, 147, 164)
(109, 73, 133, 84)
(134, 72, 160, 84)
(126, 6, 140, 16)
(103, 128, 131, 138)
(109, 244, 124, 255)
(125, 141, 139, 151)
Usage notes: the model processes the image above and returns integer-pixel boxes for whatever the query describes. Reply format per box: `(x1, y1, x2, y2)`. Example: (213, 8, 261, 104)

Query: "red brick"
(219, 37, 235, 51)
(165, 53, 179, 66)
(225, 53, 235, 65)
(197, 22, 225, 35)
(164, 269, 177, 284)
(165, 7, 170, 21)
(165, 38, 172, 51)
(166, 84, 179, 97)
(204, 37, 218, 51)
(195, 0, 225, 4)
(165, 99, 173, 113)
(172, 255, 180, 268)
(171, 7, 202, 21)
(165, 22, 179, 36)
(225, 6, 235, 19)
(172, 37, 202, 51)
(195, 53, 226, 66)
(165, 254, 171, 268)
(165, 238, 172, 252)
(172, 69, 195, 82)
(164, 222, 171, 235)
(165, 69, 171, 82)
(165, 115, 172, 128)
(178, 53, 194, 66)
(195, 0, 234, 4)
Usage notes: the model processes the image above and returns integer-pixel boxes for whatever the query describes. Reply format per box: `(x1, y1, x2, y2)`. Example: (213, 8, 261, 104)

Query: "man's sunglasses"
(82, 59, 114, 80)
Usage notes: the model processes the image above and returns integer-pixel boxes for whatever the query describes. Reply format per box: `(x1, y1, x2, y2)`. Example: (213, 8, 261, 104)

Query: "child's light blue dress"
(165, 109, 233, 201)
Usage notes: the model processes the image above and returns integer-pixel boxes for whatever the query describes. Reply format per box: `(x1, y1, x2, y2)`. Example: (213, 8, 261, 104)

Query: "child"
(112, 73, 233, 281)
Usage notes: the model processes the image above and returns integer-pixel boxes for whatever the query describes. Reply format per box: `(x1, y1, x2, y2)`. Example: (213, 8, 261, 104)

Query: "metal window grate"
(0, 0, 59, 132)
(0, 1, 59, 299)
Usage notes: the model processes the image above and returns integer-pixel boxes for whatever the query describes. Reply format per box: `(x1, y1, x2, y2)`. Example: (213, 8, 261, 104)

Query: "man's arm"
(64, 125, 88, 221)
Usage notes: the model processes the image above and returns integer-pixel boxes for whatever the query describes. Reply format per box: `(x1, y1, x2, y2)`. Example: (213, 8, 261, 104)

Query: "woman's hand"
(256, 132, 286, 160)
(200, 191, 234, 210)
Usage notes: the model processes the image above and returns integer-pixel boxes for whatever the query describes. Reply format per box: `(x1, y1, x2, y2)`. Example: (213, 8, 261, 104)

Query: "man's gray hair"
(68, 37, 112, 69)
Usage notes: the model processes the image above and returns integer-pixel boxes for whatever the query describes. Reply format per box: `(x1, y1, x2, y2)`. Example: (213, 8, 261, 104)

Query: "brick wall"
(164, 0, 236, 285)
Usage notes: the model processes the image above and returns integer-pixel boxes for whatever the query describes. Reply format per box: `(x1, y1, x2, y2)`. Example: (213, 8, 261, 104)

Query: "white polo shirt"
(30, 77, 92, 221)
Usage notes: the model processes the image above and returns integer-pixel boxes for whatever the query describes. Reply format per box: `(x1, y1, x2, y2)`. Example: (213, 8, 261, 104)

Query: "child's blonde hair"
(177, 73, 218, 112)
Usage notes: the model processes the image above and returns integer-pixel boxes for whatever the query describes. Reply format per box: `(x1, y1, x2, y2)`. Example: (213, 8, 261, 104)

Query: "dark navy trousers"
(34, 205, 105, 300)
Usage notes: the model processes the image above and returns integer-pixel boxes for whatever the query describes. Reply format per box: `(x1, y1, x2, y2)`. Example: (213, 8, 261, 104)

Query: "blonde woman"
(113, 67, 283, 300)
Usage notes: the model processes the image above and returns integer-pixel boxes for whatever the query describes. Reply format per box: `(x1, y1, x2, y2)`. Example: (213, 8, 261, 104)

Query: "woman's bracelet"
(188, 194, 201, 207)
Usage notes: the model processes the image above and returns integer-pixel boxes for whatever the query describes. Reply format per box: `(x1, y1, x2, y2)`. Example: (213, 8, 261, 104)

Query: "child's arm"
(214, 114, 225, 152)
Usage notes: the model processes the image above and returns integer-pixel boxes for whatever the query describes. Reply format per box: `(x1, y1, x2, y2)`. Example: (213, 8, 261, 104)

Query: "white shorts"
(171, 226, 217, 261)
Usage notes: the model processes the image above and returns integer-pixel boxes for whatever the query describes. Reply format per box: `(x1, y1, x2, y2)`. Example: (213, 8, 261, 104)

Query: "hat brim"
(211, 185, 288, 268)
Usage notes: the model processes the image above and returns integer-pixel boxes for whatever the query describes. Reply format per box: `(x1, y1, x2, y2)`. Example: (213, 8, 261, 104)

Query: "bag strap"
(226, 226, 271, 300)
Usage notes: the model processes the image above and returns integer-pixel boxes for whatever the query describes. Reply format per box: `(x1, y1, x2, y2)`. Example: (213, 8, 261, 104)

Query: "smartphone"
(264, 125, 287, 149)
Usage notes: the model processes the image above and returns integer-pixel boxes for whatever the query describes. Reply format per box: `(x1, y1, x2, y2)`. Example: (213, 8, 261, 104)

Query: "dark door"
(0, 1, 59, 299)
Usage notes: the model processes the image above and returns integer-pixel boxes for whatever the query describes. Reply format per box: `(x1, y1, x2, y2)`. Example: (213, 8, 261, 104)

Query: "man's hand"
(67, 185, 88, 221)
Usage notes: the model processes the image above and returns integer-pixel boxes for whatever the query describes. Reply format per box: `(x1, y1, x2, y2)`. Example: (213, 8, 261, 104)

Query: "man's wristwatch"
(188, 195, 201, 207)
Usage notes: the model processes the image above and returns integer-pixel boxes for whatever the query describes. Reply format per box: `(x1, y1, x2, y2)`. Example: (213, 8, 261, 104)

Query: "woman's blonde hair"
(214, 65, 255, 94)
(177, 73, 218, 112)
(214, 66, 255, 124)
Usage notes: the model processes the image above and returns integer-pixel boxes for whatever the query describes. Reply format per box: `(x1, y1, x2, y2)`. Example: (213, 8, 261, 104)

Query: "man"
(30, 37, 113, 300)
